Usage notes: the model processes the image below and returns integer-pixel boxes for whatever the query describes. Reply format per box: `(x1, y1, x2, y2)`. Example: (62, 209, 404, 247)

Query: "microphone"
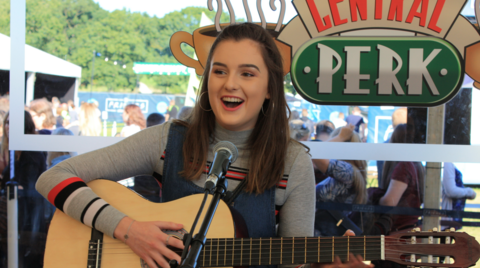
(205, 141, 238, 191)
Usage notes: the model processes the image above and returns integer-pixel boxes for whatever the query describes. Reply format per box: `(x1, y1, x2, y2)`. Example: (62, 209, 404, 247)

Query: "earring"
(261, 105, 267, 116)
(198, 91, 212, 112)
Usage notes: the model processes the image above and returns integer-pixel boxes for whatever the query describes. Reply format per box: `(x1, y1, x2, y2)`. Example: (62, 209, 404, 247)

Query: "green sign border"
(290, 37, 465, 107)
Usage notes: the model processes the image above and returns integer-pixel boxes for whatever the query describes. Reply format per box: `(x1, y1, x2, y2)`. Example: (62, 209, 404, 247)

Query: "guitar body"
(44, 179, 480, 268)
(44, 179, 236, 268)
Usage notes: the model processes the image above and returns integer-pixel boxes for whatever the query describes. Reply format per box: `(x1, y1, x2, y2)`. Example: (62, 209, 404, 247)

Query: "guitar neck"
(197, 236, 383, 267)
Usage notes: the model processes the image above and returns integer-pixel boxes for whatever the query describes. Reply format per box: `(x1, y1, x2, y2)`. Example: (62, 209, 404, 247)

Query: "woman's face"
(30, 111, 45, 130)
(208, 39, 270, 132)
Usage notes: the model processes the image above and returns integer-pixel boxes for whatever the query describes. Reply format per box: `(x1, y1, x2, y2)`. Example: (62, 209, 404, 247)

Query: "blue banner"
(78, 92, 184, 123)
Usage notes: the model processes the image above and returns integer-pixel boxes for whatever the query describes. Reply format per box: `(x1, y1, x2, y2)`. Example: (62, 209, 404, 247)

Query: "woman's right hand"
(114, 217, 185, 268)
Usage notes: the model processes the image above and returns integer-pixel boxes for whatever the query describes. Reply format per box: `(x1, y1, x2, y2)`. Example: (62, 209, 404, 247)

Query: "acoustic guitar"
(44, 179, 480, 268)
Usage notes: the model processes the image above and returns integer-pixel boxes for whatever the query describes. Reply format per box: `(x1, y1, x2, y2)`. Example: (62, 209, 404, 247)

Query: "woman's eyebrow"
(212, 62, 260, 72)
(212, 62, 227, 68)
(239, 64, 260, 72)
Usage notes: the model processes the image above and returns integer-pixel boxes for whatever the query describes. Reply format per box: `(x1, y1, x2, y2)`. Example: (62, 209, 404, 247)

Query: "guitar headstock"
(385, 228, 480, 267)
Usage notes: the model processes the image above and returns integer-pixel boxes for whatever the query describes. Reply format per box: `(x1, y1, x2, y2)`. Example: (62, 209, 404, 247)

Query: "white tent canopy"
(0, 33, 81, 78)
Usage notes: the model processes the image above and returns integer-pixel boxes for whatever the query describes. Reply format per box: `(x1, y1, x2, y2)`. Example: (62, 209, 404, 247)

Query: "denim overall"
(162, 124, 277, 268)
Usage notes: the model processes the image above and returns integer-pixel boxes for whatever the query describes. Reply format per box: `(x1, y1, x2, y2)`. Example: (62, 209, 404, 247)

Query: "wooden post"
(423, 105, 445, 231)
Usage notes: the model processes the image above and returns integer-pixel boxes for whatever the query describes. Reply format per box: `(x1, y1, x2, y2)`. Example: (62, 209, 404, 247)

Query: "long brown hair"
(381, 124, 425, 202)
(29, 98, 56, 129)
(1, 111, 36, 164)
(176, 23, 299, 193)
(124, 104, 146, 129)
(330, 127, 368, 204)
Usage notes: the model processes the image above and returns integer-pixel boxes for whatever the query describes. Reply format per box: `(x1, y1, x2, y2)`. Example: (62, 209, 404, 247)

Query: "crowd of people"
(288, 106, 477, 241)
(0, 22, 477, 268)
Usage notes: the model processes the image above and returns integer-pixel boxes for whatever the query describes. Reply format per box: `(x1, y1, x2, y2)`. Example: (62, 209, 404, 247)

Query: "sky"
(93, 0, 477, 20)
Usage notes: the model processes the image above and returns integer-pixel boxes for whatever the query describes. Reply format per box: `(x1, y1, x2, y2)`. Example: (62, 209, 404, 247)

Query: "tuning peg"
(433, 227, 438, 232)
(449, 227, 455, 232)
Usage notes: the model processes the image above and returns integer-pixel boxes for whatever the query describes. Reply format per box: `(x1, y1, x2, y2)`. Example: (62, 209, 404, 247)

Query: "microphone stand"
(179, 168, 228, 268)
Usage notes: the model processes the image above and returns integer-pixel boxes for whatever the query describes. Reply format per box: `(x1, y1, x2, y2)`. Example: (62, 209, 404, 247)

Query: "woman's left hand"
(313, 230, 374, 268)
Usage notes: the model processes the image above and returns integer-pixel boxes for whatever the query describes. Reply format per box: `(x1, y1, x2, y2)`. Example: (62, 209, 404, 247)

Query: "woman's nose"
(224, 74, 238, 91)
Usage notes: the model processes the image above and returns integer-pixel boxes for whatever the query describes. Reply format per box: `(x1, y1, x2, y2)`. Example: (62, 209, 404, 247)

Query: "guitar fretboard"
(193, 236, 383, 267)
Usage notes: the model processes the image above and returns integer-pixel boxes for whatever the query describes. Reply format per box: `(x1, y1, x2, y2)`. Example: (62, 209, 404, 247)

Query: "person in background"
(380, 124, 425, 232)
(121, 104, 146, 137)
(78, 102, 102, 136)
(317, 119, 335, 131)
(376, 108, 408, 183)
(146, 113, 165, 128)
(290, 110, 300, 121)
(332, 112, 347, 129)
(165, 99, 179, 121)
(51, 97, 60, 117)
(47, 128, 76, 169)
(289, 119, 311, 142)
(177, 106, 193, 120)
(313, 125, 368, 236)
(300, 108, 315, 134)
(314, 123, 334, 142)
(67, 100, 78, 123)
(312, 123, 335, 184)
(345, 107, 366, 141)
(441, 162, 476, 228)
(0, 111, 52, 268)
(29, 98, 56, 134)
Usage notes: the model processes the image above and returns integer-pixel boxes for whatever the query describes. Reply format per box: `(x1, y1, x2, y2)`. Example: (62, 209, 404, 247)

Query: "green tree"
(0, 0, 250, 94)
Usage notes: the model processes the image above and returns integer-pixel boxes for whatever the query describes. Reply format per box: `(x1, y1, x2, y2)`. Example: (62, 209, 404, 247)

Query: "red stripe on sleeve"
(47, 177, 84, 205)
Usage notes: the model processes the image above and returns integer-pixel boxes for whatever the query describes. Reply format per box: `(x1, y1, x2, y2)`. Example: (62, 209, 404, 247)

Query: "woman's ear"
(266, 92, 271, 99)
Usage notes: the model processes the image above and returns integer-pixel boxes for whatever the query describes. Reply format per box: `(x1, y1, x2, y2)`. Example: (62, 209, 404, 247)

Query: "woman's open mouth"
(221, 96, 244, 111)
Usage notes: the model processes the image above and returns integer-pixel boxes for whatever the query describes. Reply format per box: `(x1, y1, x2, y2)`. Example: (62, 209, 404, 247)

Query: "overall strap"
(162, 123, 204, 203)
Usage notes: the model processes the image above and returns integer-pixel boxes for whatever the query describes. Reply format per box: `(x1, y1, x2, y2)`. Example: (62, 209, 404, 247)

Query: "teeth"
(222, 97, 243, 103)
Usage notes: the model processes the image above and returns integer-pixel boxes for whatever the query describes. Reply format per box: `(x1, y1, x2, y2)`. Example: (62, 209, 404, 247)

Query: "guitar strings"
(88, 236, 418, 246)
(84, 253, 444, 266)
(86, 248, 445, 258)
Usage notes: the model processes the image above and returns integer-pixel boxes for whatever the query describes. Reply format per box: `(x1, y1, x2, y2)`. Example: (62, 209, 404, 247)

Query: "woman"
(36, 23, 370, 268)
(1, 111, 52, 268)
(29, 98, 56, 134)
(380, 124, 425, 231)
(313, 125, 368, 236)
(77, 102, 102, 136)
(121, 104, 146, 137)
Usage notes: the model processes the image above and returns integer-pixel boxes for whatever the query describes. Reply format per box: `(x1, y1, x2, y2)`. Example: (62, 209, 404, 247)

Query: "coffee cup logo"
(170, 23, 291, 76)
(170, 0, 289, 76)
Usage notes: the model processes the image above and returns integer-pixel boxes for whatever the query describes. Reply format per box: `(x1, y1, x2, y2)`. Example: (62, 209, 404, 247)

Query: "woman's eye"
(213, 70, 225, 75)
(242, 72, 254, 77)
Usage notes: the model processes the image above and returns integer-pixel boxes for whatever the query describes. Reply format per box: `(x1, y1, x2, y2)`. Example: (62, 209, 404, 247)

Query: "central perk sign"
(279, 0, 480, 106)
(291, 37, 463, 106)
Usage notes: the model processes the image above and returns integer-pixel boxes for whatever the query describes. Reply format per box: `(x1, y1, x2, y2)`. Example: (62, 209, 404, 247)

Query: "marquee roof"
(0, 33, 81, 78)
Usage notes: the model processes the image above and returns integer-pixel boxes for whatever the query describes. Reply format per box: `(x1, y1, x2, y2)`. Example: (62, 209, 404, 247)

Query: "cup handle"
(170, 31, 203, 75)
